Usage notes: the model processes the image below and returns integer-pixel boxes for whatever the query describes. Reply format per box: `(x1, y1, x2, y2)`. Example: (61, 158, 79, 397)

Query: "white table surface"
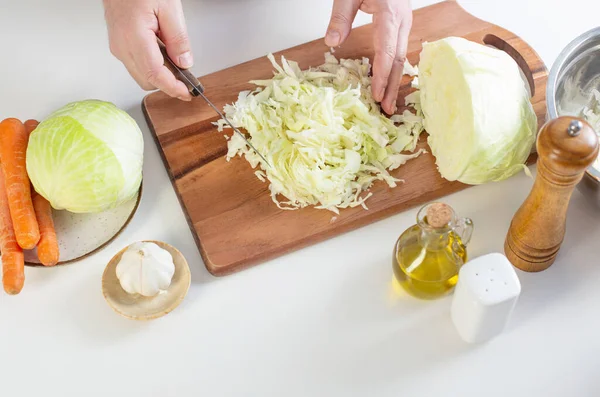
(1, 0, 600, 396)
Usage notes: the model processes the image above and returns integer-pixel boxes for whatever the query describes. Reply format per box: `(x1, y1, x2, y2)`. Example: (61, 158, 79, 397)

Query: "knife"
(156, 38, 270, 166)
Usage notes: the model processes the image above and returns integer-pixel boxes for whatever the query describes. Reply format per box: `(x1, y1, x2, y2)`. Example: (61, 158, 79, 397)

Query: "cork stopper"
(426, 203, 453, 228)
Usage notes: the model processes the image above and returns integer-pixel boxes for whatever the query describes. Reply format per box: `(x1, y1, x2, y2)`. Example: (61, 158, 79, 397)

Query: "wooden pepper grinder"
(505, 116, 599, 272)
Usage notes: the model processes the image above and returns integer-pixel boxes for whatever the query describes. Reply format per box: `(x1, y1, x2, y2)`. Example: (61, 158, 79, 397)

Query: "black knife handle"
(157, 37, 205, 97)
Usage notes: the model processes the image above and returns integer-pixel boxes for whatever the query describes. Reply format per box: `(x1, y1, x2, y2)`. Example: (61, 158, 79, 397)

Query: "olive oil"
(393, 226, 467, 299)
(392, 203, 473, 300)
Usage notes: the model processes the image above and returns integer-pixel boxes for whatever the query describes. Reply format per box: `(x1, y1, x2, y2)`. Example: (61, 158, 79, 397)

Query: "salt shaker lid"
(458, 253, 521, 305)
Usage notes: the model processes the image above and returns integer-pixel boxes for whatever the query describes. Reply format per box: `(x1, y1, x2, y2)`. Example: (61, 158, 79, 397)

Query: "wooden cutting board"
(142, 0, 548, 276)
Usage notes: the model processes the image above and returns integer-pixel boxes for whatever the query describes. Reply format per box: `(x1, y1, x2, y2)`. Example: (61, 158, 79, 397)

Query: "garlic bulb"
(116, 242, 175, 297)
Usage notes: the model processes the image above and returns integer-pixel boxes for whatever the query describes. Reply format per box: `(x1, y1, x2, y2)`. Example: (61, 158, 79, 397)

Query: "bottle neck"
(420, 227, 450, 250)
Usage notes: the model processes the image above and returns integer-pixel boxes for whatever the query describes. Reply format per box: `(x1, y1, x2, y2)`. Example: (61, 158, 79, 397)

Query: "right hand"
(102, 0, 193, 101)
(325, 0, 413, 115)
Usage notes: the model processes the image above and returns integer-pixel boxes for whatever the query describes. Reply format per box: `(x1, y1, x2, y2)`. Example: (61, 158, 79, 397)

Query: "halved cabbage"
(419, 37, 537, 184)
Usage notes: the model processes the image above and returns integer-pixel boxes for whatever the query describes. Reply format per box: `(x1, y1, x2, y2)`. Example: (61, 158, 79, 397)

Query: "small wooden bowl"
(102, 241, 191, 321)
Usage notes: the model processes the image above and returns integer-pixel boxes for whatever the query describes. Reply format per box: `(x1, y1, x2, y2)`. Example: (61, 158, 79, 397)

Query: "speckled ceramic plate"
(101, 240, 191, 321)
(23, 184, 142, 266)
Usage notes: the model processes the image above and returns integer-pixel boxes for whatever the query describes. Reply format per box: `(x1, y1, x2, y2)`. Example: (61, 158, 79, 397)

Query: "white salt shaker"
(451, 253, 521, 343)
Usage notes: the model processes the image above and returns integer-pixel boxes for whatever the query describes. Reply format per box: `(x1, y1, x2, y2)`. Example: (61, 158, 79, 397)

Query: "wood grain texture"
(505, 117, 599, 272)
(142, 1, 548, 276)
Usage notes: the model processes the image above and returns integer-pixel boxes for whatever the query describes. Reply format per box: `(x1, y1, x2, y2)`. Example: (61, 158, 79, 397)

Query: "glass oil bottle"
(393, 202, 474, 300)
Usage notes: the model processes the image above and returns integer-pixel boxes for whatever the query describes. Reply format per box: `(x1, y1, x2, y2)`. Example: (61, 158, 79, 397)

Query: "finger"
(108, 39, 156, 91)
(124, 59, 156, 91)
(382, 18, 412, 114)
(325, 0, 361, 47)
(371, 10, 401, 103)
(131, 28, 192, 100)
(157, 0, 193, 69)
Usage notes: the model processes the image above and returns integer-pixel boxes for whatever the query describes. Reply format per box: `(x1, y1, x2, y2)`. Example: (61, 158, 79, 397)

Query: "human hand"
(325, 0, 413, 114)
(102, 0, 193, 100)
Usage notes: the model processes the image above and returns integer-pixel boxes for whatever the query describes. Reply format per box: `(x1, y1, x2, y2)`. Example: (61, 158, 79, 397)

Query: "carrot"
(32, 192, 59, 266)
(0, 162, 24, 294)
(0, 118, 40, 249)
(25, 119, 58, 266)
(24, 119, 39, 137)
(24, 120, 40, 209)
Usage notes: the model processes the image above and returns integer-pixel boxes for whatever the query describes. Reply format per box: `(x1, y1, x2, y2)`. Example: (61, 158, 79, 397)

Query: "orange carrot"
(32, 192, 59, 266)
(25, 120, 40, 198)
(25, 119, 58, 266)
(0, 118, 40, 249)
(0, 162, 24, 295)
(24, 119, 39, 137)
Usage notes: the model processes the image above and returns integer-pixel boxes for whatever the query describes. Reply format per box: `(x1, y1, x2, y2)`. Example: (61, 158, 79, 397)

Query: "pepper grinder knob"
(504, 116, 599, 272)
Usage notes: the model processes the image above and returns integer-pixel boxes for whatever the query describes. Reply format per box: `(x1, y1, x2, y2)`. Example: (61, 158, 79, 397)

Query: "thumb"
(157, 0, 193, 69)
(325, 0, 361, 47)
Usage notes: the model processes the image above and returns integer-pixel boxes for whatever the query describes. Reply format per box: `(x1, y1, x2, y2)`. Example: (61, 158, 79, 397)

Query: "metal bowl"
(547, 27, 600, 202)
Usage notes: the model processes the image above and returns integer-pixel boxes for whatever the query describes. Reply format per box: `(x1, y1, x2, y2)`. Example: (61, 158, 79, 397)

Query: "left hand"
(325, 0, 413, 115)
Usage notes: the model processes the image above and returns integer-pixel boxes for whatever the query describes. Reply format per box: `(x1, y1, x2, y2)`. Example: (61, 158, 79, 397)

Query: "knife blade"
(156, 37, 270, 166)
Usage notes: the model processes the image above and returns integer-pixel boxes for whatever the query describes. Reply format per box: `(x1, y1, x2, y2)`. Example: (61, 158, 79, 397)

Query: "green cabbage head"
(26, 100, 143, 213)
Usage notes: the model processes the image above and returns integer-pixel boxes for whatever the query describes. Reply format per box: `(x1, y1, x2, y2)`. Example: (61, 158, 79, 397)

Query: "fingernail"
(178, 96, 192, 102)
(179, 51, 193, 69)
(383, 103, 395, 115)
(325, 31, 341, 47)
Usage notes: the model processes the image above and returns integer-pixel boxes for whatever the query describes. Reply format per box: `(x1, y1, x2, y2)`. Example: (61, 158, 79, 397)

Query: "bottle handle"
(454, 217, 474, 245)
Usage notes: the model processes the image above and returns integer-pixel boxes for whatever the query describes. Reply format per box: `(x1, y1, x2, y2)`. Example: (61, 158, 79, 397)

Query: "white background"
(1, 0, 600, 396)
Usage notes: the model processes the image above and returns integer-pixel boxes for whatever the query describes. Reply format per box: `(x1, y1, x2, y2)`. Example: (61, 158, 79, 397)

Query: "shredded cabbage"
(580, 89, 600, 171)
(581, 88, 600, 133)
(216, 53, 423, 213)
